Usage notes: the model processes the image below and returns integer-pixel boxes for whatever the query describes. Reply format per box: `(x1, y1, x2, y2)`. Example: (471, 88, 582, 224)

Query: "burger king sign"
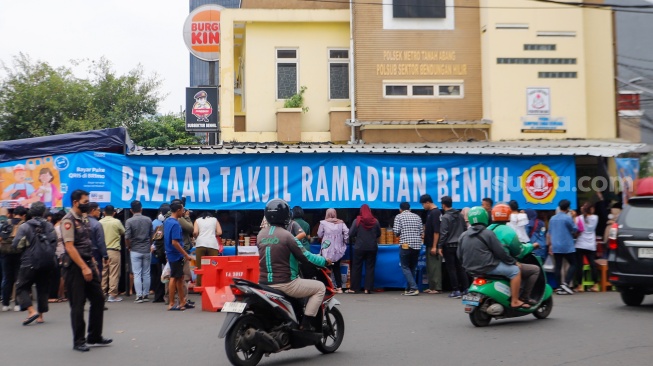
(183, 5, 224, 62)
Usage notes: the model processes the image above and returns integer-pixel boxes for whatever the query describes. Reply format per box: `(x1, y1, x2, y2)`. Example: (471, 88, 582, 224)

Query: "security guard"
(61, 189, 112, 352)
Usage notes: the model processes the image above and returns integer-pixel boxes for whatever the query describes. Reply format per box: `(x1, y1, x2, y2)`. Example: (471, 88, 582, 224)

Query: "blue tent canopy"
(0, 127, 132, 163)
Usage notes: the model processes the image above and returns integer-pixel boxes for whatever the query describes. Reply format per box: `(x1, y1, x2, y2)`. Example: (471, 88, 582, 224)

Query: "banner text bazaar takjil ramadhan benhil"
(0, 152, 576, 210)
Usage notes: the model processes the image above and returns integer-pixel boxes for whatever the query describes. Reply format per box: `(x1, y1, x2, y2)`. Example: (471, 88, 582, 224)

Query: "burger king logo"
(521, 163, 558, 204)
(183, 5, 224, 61)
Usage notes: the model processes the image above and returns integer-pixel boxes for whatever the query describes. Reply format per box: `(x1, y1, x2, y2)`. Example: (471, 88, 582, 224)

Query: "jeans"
(16, 266, 50, 313)
(130, 251, 152, 298)
(399, 248, 420, 291)
(487, 262, 520, 279)
(350, 249, 377, 292)
(554, 252, 577, 287)
(443, 246, 469, 292)
(1, 254, 21, 306)
(575, 248, 597, 286)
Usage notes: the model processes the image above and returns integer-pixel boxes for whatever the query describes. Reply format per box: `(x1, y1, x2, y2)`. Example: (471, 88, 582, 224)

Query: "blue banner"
(0, 151, 576, 210)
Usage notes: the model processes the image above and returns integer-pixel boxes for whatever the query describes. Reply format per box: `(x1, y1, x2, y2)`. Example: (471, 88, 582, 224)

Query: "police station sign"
(186, 87, 218, 132)
(183, 5, 223, 62)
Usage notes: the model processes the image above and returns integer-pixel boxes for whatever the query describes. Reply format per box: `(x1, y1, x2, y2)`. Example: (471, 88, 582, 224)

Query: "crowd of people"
(0, 187, 621, 350)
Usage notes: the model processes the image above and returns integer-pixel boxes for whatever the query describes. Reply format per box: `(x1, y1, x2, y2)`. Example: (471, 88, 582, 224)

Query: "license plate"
(638, 248, 653, 259)
(461, 294, 480, 306)
(221, 302, 246, 313)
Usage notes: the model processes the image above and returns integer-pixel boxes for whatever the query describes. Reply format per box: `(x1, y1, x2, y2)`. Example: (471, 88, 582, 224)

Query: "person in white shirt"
(193, 211, 222, 287)
(507, 200, 530, 243)
(574, 203, 599, 292)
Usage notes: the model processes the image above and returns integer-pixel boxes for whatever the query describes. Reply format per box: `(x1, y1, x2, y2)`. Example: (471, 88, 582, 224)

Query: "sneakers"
(107, 296, 123, 303)
(560, 283, 574, 295)
(1, 306, 8, 312)
(142, 296, 149, 302)
(402, 289, 419, 296)
(14, 305, 20, 312)
(448, 291, 462, 299)
(186, 299, 195, 306)
(134, 296, 144, 303)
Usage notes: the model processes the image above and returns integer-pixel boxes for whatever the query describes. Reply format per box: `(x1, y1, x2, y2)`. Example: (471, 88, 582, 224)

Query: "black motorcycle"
(218, 266, 345, 366)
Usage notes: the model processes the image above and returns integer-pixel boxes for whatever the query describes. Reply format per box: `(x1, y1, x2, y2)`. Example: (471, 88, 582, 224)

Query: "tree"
(640, 153, 652, 178)
(0, 53, 162, 140)
(129, 114, 202, 148)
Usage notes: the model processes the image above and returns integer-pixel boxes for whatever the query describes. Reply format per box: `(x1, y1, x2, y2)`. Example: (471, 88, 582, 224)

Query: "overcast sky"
(0, 0, 190, 115)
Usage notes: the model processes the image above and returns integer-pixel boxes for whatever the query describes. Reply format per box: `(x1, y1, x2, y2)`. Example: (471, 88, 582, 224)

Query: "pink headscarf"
(325, 208, 343, 224)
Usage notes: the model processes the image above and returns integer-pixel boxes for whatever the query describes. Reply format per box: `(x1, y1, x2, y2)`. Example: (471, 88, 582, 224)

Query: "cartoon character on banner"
(1, 163, 35, 208)
(0, 156, 63, 208)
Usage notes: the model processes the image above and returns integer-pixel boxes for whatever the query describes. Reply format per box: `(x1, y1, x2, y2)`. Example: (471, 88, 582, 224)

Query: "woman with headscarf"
(317, 209, 349, 293)
(347, 204, 381, 294)
(525, 209, 547, 261)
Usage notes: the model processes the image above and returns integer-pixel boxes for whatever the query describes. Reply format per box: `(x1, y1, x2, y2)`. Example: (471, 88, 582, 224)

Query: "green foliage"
(283, 86, 308, 113)
(128, 114, 201, 148)
(640, 153, 652, 178)
(0, 53, 161, 141)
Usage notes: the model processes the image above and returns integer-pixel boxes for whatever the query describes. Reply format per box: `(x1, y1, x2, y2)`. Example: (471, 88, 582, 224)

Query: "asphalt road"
(2, 290, 652, 366)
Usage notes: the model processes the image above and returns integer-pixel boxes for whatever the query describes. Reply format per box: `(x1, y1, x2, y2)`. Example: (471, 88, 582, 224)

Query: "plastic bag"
(161, 262, 171, 283)
(543, 256, 554, 272)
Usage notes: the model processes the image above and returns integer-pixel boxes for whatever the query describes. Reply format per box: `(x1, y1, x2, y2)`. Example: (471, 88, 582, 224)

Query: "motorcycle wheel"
(469, 308, 492, 327)
(316, 307, 345, 354)
(224, 315, 265, 366)
(533, 297, 553, 319)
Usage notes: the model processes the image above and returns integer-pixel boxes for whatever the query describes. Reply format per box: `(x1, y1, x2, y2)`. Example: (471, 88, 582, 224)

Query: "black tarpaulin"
(0, 127, 132, 163)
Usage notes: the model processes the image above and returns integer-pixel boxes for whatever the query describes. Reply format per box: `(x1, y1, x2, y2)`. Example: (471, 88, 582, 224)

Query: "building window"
(276, 49, 298, 100)
(497, 58, 576, 65)
(328, 49, 349, 100)
(524, 44, 556, 51)
(439, 85, 460, 96)
(393, 0, 446, 18)
(413, 85, 434, 96)
(385, 85, 409, 96)
(539, 72, 578, 78)
(383, 81, 463, 98)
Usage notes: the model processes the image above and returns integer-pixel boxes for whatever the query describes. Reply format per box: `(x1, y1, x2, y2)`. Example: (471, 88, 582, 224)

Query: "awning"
(130, 139, 646, 158)
(0, 127, 133, 163)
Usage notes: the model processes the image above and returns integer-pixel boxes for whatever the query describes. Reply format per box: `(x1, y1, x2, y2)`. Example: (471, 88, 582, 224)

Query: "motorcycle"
(218, 265, 345, 366)
(462, 246, 554, 327)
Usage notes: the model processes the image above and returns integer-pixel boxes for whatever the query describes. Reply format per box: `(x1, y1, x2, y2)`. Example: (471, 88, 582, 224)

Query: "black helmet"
(264, 199, 290, 226)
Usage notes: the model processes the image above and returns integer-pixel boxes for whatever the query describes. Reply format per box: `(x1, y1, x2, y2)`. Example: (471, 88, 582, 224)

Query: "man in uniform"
(61, 189, 111, 352)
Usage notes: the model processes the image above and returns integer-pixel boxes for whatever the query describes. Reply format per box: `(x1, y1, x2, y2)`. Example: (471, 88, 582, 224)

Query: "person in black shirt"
(420, 194, 442, 294)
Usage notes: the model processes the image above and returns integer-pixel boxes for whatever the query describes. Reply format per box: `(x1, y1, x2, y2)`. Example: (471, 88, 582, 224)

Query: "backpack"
(25, 221, 57, 270)
(152, 222, 166, 262)
(0, 219, 22, 255)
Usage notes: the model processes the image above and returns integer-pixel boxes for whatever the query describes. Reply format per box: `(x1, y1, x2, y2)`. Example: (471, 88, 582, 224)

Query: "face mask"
(158, 214, 165, 221)
(78, 203, 90, 214)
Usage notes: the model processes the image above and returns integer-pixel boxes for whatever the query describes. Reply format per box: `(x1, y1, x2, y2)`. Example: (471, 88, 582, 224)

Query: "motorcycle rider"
(458, 207, 531, 309)
(488, 204, 541, 305)
(258, 199, 331, 332)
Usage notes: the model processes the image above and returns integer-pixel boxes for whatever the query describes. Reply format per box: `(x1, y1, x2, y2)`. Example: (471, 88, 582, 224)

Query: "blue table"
(310, 244, 426, 290)
(222, 244, 425, 290)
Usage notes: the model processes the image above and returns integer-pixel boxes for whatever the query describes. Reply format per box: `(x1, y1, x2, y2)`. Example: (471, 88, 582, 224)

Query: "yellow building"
(480, 0, 616, 140)
(219, 0, 617, 144)
(219, 4, 351, 143)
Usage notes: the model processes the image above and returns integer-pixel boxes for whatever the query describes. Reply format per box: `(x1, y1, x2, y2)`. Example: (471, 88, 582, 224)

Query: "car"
(607, 195, 653, 306)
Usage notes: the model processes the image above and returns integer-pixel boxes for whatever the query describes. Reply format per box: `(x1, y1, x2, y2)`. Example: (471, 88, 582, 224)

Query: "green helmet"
(467, 206, 489, 226)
